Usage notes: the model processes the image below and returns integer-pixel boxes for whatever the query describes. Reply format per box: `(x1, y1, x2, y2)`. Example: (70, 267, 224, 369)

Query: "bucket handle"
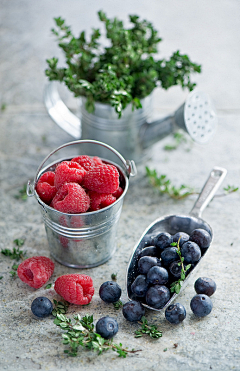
(27, 139, 137, 197)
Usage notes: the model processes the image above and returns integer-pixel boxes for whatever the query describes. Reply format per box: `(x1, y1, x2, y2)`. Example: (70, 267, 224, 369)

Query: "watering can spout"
(44, 83, 218, 162)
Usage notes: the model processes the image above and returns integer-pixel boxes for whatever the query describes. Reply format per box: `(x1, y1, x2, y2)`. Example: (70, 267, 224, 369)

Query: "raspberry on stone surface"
(36, 171, 57, 204)
(83, 164, 119, 194)
(54, 274, 94, 305)
(54, 161, 86, 190)
(17, 256, 54, 289)
(52, 183, 90, 213)
(88, 191, 116, 211)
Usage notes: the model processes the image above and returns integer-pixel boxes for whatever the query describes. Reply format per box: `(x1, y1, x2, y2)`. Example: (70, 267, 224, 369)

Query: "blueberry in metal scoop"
(138, 256, 161, 275)
(172, 232, 189, 247)
(131, 275, 149, 297)
(190, 228, 211, 251)
(161, 246, 179, 267)
(181, 241, 201, 264)
(147, 266, 168, 285)
(145, 285, 170, 309)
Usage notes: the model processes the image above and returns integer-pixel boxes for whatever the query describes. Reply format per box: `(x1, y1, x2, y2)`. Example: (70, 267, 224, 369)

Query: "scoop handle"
(190, 167, 227, 218)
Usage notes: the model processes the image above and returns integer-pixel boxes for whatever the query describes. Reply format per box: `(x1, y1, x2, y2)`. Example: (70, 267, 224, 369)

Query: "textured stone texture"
(1, 1, 240, 370)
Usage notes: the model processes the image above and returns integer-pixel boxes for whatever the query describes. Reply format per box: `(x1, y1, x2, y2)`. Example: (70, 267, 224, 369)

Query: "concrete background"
(0, 1, 240, 370)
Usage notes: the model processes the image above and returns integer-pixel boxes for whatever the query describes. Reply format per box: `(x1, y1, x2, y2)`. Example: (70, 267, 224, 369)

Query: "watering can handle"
(44, 82, 81, 139)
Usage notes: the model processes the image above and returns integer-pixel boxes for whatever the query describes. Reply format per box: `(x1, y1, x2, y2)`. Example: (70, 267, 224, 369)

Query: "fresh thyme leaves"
(111, 273, 117, 281)
(46, 11, 201, 117)
(135, 316, 162, 339)
(146, 167, 195, 200)
(1, 240, 27, 277)
(221, 185, 239, 196)
(52, 300, 69, 317)
(45, 283, 52, 289)
(164, 131, 192, 151)
(54, 313, 141, 357)
(14, 185, 28, 201)
(170, 239, 191, 294)
(112, 300, 123, 310)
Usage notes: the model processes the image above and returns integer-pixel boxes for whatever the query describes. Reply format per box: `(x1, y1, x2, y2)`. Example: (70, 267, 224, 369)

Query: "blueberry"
(165, 303, 186, 324)
(190, 294, 213, 317)
(194, 277, 216, 296)
(138, 256, 161, 275)
(31, 297, 53, 318)
(169, 261, 182, 279)
(190, 229, 211, 250)
(154, 232, 172, 250)
(99, 281, 122, 303)
(122, 300, 145, 322)
(161, 247, 179, 267)
(96, 316, 118, 339)
(131, 275, 149, 297)
(172, 232, 189, 247)
(147, 266, 168, 285)
(138, 246, 159, 259)
(145, 285, 170, 309)
(140, 233, 156, 248)
(181, 241, 201, 264)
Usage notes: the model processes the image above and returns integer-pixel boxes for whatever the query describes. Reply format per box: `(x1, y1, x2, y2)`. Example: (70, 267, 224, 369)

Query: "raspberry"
(72, 155, 103, 171)
(54, 161, 86, 190)
(36, 171, 57, 204)
(88, 191, 116, 211)
(54, 274, 94, 305)
(52, 183, 90, 213)
(17, 256, 54, 289)
(83, 164, 119, 194)
(112, 186, 124, 199)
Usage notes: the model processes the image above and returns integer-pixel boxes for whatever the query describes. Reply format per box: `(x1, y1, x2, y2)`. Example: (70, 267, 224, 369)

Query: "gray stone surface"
(1, 1, 240, 370)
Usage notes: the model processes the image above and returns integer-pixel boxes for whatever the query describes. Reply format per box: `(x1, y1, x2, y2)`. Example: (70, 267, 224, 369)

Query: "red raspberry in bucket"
(52, 183, 90, 213)
(54, 274, 94, 305)
(83, 164, 119, 194)
(88, 191, 116, 211)
(54, 161, 86, 190)
(36, 171, 57, 204)
(112, 186, 124, 199)
(72, 155, 103, 171)
(17, 256, 54, 289)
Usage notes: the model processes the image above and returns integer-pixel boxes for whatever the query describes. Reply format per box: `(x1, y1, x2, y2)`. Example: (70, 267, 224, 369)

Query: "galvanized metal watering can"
(44, 82, 218, 162)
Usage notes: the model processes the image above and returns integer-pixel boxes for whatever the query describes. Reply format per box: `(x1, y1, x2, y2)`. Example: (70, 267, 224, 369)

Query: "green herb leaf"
(112, 300, 123, 310)
(135, 316, 162, 339)
(45, 283, 52, 289)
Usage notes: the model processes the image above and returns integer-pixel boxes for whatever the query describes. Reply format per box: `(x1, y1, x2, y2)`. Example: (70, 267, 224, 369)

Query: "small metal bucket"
(27, 140, 137, 268)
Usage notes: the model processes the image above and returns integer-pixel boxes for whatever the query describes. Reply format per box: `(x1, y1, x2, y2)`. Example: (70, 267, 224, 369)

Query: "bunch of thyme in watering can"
(45, 10, 201, 117)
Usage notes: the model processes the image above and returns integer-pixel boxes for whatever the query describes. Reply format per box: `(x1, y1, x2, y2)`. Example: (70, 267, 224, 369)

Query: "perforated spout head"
(174, 90, 218, 143)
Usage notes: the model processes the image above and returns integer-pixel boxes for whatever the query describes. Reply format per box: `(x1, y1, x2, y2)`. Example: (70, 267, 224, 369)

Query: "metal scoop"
(126, 167, 227, 312)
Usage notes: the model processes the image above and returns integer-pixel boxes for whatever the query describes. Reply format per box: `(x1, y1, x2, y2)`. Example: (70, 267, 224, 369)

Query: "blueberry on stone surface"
(172, 232, 190, 247)
(154, 232, 172, 250)
(181, 241, 201, 264)
(96, 316, 118, 339)
(147, 266, 168, 285)
(99, 281, 122, 303)
(190, 294, 213, 317)
(31, 297, 53, 318)
(138, 246, 159, 259)
(190, 228, 211, 250)
(138, 256, 161, 275)
(161, 247, 179, 267)
(165, 303, 186, 324)
(122, 300, 145, 322)
(194, 277, 216, 296)
(131, 275, 149, 297)
(145, 285, 170, 309)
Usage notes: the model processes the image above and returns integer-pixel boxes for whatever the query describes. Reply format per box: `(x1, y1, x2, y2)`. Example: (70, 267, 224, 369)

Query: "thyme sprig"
(1, 240, 27, 278)
(112, 300, 123, 310)
(14, 184, 28, 201)
(146, 167, 195, 200)
(54, 313, 141, 357)
(170, 238, 191, 294)
(52, 299, 69, 317)
(135, 316, 162, 339)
